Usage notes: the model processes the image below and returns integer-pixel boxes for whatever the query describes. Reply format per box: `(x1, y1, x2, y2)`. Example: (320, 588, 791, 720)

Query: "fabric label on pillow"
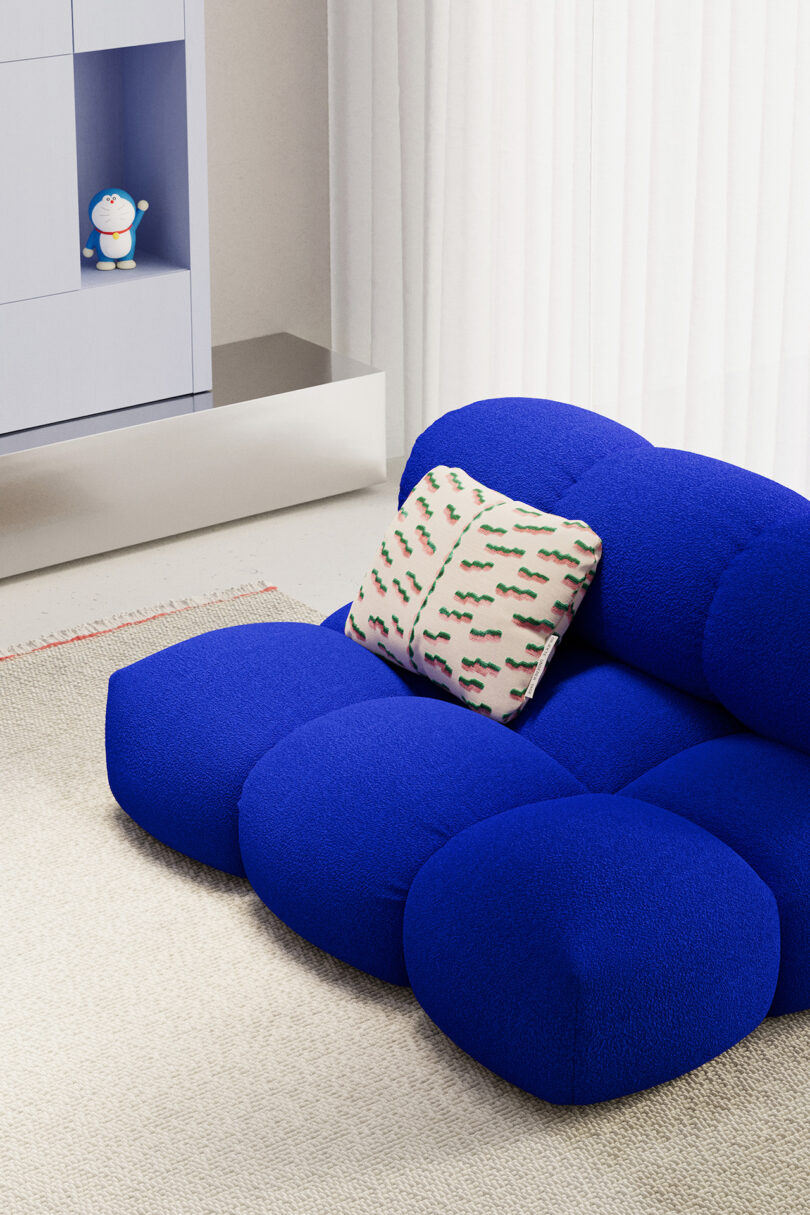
(523, 633, 559, 699)
(346, 466, 601, 723)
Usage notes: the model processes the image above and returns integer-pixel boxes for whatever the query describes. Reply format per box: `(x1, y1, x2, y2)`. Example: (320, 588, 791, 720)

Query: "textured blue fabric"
(399, 396, 649, 511)
(401, 397, 810, 743)
(106, 623, 415, 876)
(704, 516, 810, 754)
(328, 617, 739, 795)
(320, 603, 351, 633)
(552, 447, 807, 698)
(513, 641, 738, 792)
(238, 697, 584, 984)
(623, 734, 810, 1016)
(104, 394, 810, 1106)
(404, 794, 780, 1104)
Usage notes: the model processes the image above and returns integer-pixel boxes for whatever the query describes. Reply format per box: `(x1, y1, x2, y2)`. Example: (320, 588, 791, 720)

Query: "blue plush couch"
(106, 398, 810, 1104)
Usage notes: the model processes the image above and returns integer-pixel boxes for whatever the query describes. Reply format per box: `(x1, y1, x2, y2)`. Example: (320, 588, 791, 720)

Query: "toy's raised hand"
(137, 200, 149, 212)
(82, 247, 93, 258)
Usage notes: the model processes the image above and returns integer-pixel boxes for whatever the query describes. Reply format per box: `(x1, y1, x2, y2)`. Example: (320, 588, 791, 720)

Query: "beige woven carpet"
(2, 583, 809, 1215)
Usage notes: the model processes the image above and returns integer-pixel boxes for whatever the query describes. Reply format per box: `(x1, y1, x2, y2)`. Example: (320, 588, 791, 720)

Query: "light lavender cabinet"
(72, 0, 184, 54)
(0, 272, 193, 431)
(0, 0, 73, 63)
(0, 56, 80, 305)
(0, 0, 211, 438)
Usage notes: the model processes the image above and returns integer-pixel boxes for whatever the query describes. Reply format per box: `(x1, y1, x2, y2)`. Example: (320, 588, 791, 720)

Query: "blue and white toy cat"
(82, 188, 149, 270)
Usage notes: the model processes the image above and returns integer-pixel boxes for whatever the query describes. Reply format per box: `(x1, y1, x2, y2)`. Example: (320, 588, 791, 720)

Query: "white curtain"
(328, 0, 810, 497)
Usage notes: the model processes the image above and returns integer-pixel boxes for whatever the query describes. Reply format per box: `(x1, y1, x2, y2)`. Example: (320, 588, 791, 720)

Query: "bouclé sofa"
(106, 398, 810, 1104)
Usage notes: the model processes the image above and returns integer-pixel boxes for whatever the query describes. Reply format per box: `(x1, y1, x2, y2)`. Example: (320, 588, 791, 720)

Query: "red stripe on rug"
(0, 585, 279, 662)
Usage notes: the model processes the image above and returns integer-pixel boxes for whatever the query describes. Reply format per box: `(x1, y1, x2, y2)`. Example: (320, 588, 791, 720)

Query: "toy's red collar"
(96, 222, 133, 235)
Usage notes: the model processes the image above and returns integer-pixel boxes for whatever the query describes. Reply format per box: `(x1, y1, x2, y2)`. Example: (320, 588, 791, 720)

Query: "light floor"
(0, 459, 404, 650)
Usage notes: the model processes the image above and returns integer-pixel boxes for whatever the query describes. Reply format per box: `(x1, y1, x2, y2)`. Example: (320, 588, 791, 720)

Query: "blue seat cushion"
(329, 608, 737, 793)
(238, 696, 584, 983)
(514, 641, 738, 792)
(106, 622, 415, 876)
(623, 734, 810, 1016)
(404, 794, 780, 1104)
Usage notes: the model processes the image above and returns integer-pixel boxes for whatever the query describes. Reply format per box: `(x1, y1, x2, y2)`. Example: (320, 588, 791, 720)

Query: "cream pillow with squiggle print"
(346, 466, 602, 723)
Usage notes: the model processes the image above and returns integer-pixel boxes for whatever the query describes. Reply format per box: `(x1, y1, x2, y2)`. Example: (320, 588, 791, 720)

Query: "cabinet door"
(72, 0, 184, 53)
(0, 56, 80, 305)
(0, 0, 73, 63)
(0, 271, 193, 432)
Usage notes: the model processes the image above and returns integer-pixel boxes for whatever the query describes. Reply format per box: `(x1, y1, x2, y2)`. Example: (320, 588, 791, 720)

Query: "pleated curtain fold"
(328, 0, 810, 497)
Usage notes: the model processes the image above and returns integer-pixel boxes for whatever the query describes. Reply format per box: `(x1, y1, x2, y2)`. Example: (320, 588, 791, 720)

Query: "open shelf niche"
(73, 40, 190, 286)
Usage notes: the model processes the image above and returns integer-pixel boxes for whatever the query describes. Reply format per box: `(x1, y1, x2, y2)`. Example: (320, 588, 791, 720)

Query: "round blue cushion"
(238, 696, 584, 983)
(105, 623, 415, 876)
(704, 515, 810, 755)
(623, 733, 810, 1016)
(404, 794, 780, 1104)
(552, 447, 806, 698)
(400, 396, 649, 511)
(514, 641, 737, 792)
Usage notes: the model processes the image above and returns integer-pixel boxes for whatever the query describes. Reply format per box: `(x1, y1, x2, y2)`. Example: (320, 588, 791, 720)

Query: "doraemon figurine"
(82, 189, 149, 270)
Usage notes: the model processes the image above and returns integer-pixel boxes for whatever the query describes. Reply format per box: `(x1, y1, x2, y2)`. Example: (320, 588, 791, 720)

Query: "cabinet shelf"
(80, 252, 189, 288)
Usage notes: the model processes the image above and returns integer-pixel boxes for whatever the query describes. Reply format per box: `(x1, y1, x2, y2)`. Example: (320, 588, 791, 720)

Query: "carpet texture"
(2, 582, 809, 1214)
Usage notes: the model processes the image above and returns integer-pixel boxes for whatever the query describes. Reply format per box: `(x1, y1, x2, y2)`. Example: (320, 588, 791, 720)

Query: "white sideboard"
(0, 334, 387, 578)
(0, 6, 387, 576)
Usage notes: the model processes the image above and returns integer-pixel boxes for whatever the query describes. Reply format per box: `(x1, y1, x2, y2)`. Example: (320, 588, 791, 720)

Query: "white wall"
(204, 0, 331, 348)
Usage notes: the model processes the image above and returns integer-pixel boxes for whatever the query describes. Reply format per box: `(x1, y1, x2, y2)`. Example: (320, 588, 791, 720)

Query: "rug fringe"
(0, 582, 282, 661)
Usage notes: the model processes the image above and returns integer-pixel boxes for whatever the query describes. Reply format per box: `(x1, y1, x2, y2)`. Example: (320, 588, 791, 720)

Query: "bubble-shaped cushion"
(105, 623, 415, 876)
(551, 447, 807, 698)
(513, 641, 738, 792)
(400, 397, 649, 511)
(623, 734, 810, 1016)
(704, 515, 810, 754)
(404, 794, 780, 1104)
(238, 696, 584, 983)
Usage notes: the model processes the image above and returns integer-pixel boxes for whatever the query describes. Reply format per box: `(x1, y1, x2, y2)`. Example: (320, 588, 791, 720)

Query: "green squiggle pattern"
(406, 502, 506, 671)
(346, 463, 601, 722)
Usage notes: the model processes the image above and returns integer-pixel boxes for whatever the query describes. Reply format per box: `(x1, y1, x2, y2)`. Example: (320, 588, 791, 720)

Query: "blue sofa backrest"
(401, 397, 810, 755)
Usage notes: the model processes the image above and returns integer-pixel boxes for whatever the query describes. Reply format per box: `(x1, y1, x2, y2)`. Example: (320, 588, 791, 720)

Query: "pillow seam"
(405, 497, 509, 672)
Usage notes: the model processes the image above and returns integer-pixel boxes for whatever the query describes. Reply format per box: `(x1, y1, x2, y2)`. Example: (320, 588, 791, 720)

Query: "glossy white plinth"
(0, 334, 386, 578)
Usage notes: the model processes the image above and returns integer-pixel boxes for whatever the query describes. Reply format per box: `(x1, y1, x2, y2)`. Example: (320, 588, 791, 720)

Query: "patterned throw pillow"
(346, 466, 602, 723)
